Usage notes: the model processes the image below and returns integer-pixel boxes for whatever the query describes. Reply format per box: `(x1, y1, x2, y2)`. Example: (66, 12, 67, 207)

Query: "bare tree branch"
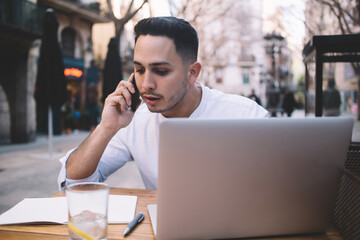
(315, 0, 355, 34)
(106, 0, 116, 21)
(104, 0, 149, 90)
(106, 0, 148, 46)
(123, 0, 148, 24)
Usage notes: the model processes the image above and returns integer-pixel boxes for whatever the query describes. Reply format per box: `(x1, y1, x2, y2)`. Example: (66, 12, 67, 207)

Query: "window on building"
(242, 69, 250, 84)
(61, 27, 76, 58)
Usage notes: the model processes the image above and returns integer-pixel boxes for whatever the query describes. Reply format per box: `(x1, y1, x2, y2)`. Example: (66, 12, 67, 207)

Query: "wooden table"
(0, 188, 342, 239)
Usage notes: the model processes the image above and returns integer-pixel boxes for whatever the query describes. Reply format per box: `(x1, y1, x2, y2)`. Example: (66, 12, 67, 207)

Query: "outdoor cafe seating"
(334, 143, 360, 239)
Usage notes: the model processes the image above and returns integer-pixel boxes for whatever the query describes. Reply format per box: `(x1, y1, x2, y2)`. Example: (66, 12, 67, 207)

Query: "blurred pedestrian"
(86, 60, 99, 85)
(85, 83, 100, 131)
(282, 89, 297, 117)
(85, 60, 100, 131)
(248, 89, 262, 106)
(323, 78, 341, 116)
(62, 92, 76, 134)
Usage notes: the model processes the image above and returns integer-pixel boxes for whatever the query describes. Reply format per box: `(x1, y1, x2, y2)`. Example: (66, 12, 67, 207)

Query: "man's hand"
(66, 74, 138, 180)
(99, 74, 138, 134)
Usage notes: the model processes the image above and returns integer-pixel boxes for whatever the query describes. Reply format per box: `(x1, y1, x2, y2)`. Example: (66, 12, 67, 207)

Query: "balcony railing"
(0, 0, 46, 34)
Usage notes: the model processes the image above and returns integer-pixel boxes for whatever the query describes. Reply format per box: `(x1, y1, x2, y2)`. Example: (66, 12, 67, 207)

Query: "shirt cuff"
(57, 148, 100, 190)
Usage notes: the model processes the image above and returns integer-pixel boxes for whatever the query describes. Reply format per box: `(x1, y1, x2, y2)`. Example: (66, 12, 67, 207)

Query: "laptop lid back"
(156, 118, 353, 239)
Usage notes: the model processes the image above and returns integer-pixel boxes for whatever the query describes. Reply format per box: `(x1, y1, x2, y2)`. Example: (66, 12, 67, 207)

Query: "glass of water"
(66, 182, 109, 240)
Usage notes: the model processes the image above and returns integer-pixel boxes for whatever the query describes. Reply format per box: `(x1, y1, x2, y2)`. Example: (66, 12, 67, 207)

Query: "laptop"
(148, 118, 353, 239)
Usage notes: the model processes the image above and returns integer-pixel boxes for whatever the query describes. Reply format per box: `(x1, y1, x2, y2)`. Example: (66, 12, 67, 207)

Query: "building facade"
(0, 0, 110, 143)
(169, 0, 294, 111)
(196, 0, 267, 104)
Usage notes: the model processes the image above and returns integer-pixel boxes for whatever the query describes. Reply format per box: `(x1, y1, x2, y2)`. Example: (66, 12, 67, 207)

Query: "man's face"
(133, 35, 189, 117)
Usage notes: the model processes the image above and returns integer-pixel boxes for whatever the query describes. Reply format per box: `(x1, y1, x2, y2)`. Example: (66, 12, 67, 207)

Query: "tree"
(105, 0, 148, 70)
(306, 0, 360, 119)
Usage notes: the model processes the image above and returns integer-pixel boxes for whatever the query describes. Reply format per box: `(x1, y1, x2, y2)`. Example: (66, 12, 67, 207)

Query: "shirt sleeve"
(57, 147, 77, 191)
(57, 131, 131, 191)
(58, 148, 101, 191)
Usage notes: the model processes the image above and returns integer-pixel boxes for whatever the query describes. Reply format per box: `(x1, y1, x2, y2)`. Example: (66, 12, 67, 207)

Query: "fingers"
(127, 73, 136, 94)
(106, 94, 129, 112)
(105, 75, 136, 112)
(115, 73, 135, 94)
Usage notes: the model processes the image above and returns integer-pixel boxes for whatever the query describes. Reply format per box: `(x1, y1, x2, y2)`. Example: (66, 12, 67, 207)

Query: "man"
(323, 78, 341, 116)
(282, 89, 297, 117)
(58, 17, 268, 190)
(248, 89, 262, 106)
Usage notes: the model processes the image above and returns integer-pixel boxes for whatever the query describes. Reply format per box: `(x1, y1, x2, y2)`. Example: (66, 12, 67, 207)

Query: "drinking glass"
(66, 182, 109, 240)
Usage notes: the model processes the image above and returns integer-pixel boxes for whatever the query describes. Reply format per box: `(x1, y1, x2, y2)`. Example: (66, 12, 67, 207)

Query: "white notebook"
(0, 195, 137, 225)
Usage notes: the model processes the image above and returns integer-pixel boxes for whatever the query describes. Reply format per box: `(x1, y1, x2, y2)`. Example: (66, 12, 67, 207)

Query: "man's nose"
(141, 72, 156, 91)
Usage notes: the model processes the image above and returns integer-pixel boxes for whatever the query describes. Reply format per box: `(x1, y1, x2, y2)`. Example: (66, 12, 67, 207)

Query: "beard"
(145, 76, 188, 114)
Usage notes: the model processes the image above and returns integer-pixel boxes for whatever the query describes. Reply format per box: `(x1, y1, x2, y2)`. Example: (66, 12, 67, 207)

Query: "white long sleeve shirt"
(58, 83, 268, 190)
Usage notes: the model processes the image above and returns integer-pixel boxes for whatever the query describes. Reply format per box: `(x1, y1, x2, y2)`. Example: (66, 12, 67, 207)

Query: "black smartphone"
(131, 74, 141, 112)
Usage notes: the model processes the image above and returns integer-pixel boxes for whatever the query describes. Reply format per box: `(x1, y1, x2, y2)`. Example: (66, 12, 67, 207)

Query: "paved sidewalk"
(0, 131, 144, 215)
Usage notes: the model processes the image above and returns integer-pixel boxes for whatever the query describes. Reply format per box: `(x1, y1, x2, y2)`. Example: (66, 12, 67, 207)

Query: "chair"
(344, 144, 360, 176)
(333, 144, 360, 239)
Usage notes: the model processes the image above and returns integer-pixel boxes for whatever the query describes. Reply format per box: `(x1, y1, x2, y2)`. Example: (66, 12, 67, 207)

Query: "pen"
(123, 212, 145, 236)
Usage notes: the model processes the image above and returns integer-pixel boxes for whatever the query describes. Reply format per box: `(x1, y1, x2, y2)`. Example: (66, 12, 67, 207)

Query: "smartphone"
(131, 74, 141, 112)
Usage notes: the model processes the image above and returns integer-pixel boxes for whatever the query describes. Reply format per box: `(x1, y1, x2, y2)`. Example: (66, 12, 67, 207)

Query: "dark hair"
(328, 78, 335, 88)
(134, 17, 198, 64)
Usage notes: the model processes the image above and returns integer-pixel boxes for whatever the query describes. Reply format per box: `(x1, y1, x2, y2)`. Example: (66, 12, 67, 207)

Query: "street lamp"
(264, 32, 284, 117)
(264, 32, 284, 85)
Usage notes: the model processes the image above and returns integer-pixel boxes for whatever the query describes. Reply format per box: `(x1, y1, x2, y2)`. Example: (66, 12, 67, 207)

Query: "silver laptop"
(149, 118, 353, 239)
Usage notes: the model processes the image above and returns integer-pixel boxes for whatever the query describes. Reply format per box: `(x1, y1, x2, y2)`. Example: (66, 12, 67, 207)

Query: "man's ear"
(187, 62, 202, 84)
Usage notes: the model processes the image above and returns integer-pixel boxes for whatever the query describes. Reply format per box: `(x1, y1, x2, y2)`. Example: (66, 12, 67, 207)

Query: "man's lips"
(142, 94, 161, 105)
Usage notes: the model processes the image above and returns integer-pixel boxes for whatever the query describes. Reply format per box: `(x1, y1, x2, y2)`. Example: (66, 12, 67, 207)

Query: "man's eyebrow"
(133, 60, 171, 67)
(149, 62, 171, 66)
(133, 61, 142, 66)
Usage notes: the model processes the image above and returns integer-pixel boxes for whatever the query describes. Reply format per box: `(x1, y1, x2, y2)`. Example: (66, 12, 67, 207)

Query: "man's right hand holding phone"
(66, 74, 140, 180)
(99, 73, 140, 134)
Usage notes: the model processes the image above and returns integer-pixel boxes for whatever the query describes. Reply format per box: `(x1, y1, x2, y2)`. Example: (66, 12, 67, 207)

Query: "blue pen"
(123, 212, 145, 236)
